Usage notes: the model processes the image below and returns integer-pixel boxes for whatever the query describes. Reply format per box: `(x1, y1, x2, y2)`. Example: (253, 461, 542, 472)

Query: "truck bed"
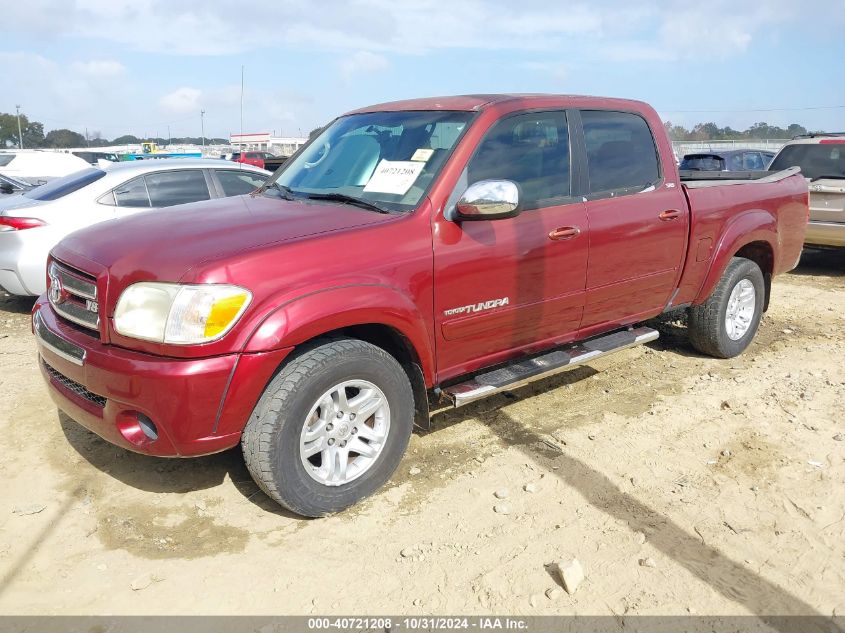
(672, 166, 808, 308)
(680, 166, 801, 186)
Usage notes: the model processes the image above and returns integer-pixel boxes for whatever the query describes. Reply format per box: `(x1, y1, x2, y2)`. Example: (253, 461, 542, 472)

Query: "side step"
(441, 327, 659, 408)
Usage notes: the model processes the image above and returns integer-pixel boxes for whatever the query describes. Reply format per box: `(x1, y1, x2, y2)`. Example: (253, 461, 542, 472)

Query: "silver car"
(0, 159, 270, 296)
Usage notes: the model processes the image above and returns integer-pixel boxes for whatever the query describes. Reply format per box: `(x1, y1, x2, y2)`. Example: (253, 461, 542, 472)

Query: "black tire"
(688, 257, 765, 358)
(241, 338, 414, 517)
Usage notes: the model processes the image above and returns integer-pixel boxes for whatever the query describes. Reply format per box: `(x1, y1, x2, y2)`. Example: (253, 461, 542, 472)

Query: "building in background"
(230, 133, 308, 156)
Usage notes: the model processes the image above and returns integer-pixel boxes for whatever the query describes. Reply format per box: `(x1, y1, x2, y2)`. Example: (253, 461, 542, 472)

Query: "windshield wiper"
(810, 174, 845, 181)
(258, 182, 297, 200)
(301, 193, 391, 214)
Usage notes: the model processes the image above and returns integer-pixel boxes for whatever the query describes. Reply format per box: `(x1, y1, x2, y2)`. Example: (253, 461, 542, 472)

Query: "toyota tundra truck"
(32, 95, 809, 517)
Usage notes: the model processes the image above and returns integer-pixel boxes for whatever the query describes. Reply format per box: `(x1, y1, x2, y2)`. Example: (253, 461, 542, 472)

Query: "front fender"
(693, 210, 776, 304)
(242, 284, 435, 384)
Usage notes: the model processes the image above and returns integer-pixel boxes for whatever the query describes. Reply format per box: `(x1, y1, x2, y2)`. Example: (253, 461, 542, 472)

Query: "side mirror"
(454, 180, 521, 221)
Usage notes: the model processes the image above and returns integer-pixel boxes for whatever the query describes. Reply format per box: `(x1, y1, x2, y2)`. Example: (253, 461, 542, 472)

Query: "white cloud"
(339, 51, 390, 82)
(6, 0, 839, 61)
(0, 51, 136, 135)
(158, 87, 202, 114)
(6, 0, 845, 60)
(71, 59, 126, 76)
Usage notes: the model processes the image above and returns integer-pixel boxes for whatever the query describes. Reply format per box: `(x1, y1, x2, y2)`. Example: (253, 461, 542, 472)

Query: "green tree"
(786, 123, 808, 138)
(43, 129, 87, 148)
(0, 112, 45, 148)
(112, 135, 141, 145)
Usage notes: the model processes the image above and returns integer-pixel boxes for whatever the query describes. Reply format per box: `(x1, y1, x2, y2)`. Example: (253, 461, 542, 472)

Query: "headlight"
(114, 283, 252, 344)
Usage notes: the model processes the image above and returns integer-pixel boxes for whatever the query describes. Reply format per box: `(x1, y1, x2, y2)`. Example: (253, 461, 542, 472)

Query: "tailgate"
(809, 178, 845, 224)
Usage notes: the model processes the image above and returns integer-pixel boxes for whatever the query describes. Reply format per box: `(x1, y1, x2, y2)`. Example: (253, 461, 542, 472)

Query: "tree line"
(663, 120, 821, 141)
(0, 112, 227, 149)
(3, 111, 825, 149)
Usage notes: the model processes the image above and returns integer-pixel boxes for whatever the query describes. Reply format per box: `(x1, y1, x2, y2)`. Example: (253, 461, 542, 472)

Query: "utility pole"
(168, 125, 171, 147)
(15, 105, 23, 149)
(200, 110, 206, 151)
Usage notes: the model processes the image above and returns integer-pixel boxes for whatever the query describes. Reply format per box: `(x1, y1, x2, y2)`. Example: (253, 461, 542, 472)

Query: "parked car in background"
(0, 159, 269, 296)
(0, 150, 91, 184)
(34, 94, 808, 517)
(236, 151, 276, 169)
(680, 149, 776, 172)
(72, 151, 119, 165)
(769, 133, 845, 247)
(0, 173, 34, 197)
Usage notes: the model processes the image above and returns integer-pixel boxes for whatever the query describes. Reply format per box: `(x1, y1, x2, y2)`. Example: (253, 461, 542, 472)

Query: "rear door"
(577, 109, 688, 334)
(432, 109, 588, 379)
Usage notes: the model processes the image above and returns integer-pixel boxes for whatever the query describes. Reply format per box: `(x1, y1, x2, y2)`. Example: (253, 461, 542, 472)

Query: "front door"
(432, 110, 589, 381)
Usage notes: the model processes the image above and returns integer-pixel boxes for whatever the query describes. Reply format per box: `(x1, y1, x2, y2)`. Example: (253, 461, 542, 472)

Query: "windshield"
(275, 110, 474, 211)
(770, 143, 845, 180)
(23, 168, 106, 201)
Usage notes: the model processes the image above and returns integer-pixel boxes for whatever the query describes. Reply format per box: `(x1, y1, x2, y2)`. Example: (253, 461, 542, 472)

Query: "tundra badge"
(444, 297, 509, 317)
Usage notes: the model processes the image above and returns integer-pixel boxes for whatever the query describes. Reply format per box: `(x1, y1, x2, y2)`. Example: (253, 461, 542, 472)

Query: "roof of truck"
(346, 94, 651, 115)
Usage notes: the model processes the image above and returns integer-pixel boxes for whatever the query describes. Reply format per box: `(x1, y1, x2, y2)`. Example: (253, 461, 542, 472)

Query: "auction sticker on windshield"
(411, 148, 434, 162)
(363, 159, 424, 195)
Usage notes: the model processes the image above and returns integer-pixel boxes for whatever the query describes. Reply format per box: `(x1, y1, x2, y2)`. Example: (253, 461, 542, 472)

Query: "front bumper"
(33, 300, 291, 457)
(805, 221, 845, 248)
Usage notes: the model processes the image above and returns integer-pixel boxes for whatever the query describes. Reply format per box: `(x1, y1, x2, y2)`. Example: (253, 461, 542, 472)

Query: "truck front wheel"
(688, 257, 765, 359)
(241, 338, 414, 517)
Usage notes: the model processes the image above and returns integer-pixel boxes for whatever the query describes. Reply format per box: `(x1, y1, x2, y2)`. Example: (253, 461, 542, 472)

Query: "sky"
(2, 0, 845, 140)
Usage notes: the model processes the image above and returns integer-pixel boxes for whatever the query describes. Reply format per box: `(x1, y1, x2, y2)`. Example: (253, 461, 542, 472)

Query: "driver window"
(464, 111, 571, 210)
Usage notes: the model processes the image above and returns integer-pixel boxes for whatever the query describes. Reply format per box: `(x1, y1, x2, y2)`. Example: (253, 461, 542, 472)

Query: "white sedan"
(0, 159, 270, 296)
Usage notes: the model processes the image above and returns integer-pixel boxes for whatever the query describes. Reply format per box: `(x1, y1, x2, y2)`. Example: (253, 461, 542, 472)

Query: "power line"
(662, 105, 845, 114)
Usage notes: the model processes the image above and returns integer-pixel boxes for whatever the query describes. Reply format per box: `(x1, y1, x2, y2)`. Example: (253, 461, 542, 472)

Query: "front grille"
(42, 359, 107, 408)
(48, 261, 100, 334)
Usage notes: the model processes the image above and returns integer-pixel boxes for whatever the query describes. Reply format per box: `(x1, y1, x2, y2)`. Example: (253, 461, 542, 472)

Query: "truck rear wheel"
(688, 257, 765, 358)
(241, 338, 414, 517)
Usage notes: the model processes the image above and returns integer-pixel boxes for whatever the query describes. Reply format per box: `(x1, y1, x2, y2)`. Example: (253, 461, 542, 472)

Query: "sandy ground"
(0, 249, 843, 617)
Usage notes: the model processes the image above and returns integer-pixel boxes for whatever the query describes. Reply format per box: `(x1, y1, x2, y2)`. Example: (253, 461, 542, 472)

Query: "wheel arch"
(242, 286, 434, 430)
(694, 210, 777, 308)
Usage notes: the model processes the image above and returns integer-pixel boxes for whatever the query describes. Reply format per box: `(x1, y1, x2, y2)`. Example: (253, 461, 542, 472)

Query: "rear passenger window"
(216, 170, 267, 196)
(581, 110, 660, 195)
(466, 111, 571, 210)
(145, 170, 211, 207)
(112, 176, 151, 208)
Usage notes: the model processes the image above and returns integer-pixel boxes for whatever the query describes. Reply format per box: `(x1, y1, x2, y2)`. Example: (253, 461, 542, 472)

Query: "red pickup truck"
(33, 95, 808, 517)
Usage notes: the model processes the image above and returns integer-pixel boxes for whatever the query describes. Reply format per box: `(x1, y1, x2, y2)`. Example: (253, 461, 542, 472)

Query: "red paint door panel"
(433, 204, 588, 379)
(431, 110, 588, 381)
(577, 110, 688, 333)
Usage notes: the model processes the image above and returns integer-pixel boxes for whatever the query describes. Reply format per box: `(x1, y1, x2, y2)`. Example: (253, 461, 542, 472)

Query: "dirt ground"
(0, 249, 843, 617)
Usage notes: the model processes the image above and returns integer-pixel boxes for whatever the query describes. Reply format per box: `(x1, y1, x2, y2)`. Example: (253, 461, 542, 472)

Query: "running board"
(441, 327, 659, 408)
